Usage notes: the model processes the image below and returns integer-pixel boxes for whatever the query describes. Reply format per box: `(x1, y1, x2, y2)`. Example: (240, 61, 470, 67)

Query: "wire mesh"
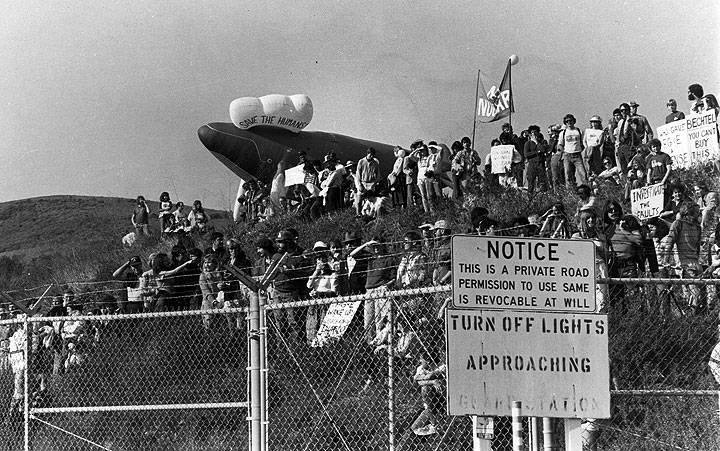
(2, 278, 720, 450)
(0, 309, 249, 451)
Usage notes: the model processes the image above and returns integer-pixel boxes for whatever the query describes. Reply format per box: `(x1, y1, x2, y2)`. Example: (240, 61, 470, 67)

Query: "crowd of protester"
(1, 83, 718, 433)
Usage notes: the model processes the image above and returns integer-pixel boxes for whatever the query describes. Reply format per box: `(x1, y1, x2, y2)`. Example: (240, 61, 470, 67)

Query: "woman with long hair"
(158, 192, 174, 238)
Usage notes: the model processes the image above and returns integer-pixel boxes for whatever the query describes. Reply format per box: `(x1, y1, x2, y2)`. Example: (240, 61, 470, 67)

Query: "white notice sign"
(446, 309, 610, 419)
(630, 183, 664, 220)
(451, 235, 596, 312)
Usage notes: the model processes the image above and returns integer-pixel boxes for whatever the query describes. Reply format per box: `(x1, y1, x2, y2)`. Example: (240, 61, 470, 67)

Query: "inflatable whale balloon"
(229, 94, 314, 133)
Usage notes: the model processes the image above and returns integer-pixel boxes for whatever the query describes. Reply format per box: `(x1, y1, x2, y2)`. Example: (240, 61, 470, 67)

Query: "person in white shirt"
(558, 114, 586, 187)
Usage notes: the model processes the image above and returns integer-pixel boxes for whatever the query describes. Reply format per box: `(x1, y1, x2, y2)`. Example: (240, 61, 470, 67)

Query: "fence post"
(388, 296, 395, 451)
(542, 418, 554, 450)
(23, 314, 30, 451)
(248, 291, 261, 451)
(258, 290, 268, 451)
(511, 401, 523, 451)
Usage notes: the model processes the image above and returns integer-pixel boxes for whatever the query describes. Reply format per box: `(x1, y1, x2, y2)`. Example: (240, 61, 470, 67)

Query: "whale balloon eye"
(266, 159, 273, 165)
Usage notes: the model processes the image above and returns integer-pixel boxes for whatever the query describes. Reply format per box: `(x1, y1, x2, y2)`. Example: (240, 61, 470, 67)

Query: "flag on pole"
(475, 60, 514, 123)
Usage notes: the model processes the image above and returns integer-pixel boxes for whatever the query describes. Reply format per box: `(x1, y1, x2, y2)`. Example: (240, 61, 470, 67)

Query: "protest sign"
(686, 110, 719, 166)
(284, 164, 305, 186)
(310, 300, 361, 347)
(630, 183, 664, 220)
(490, 145, 514, 174)
(657, 111, 718, 169)
(584, 129, 603, 147)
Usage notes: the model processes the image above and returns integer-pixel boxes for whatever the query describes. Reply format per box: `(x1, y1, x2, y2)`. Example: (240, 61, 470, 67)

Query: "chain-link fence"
(2, 281, 720, 450)
(0, 308, 249, 451)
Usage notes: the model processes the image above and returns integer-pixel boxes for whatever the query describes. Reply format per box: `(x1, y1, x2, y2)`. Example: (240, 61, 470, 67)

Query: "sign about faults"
(451, 235, 596, 312)
(445, 309, 610, 419)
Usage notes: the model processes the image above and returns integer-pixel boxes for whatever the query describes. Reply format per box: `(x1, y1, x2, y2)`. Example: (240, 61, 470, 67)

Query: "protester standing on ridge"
(665, 99, 685, 124)
(558, 114, 586, 187)
(628, 101, 653, 143)
(158, 192, 173, 238)
(354, 147, 380, 216)
(131, 196, 150, 237)
(688, 83, 704, 113)
(584, 116, 606, 176)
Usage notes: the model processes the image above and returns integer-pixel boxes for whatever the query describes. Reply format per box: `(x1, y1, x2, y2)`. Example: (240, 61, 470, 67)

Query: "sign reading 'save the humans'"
(445, 309, 610, 419)
(451, 235, 596, 312)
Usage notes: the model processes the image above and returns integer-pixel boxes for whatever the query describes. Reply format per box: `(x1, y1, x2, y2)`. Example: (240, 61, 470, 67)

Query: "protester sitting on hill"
(411, 351, 446, 436)
(594, 157, 621, 187)
(660, 184, 690, 222)
(359, 182, 393, 220)
(188, 200, 209, 233)
(131, 196, 150, 237)
(112, 255, 144, 313)
(172, 201, 185, 224)
(158, 192, 174, 238)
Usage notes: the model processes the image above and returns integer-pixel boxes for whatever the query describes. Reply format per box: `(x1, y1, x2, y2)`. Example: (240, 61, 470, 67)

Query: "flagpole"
(472, 69, 480, 149)
(508, 58, 512, 130)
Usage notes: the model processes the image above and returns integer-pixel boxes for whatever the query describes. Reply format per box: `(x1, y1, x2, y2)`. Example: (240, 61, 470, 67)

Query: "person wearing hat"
(354, 148, 380, 216)
(628, 101, 653, 144)
(557, 113, 587, 188)
(305, 241, 345, 343)
(396, 230, 429, 299)
(408, 143, 435, 214)
(665, 99, 685, 124)
(582, 116, 606, 176)
(402, 143, 419, 208)
(266, 229, 311, 343)
(431, 220, 452, 286)
(204, 232, 230, 266)
(523, 128, 546, 194)
(614, 103, 639, 178)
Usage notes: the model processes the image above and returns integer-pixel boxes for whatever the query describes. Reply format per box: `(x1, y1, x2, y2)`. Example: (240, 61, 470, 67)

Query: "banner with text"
(310, 301, 361, 347)
(490, 145, 515, 174)
(451, 235, 596, 312)
(446, 309, 610, 418)
(630, 183, 664, 220)
(657, 110, 718, 169)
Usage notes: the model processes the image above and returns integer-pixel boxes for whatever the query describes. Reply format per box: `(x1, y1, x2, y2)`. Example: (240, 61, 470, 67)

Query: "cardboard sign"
(310, 301, 361, 347)
(446, 309, 610, 419)
(584, 129, 603, 147)
(630, 183, 664, 220)
(451, 235, 596, 312)
(284, 164, 305, 187)
(657, 111, 718, 169)
(490, 145, 515, 174)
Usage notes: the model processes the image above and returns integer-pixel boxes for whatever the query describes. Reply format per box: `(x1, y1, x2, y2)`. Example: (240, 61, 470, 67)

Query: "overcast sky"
(1, 0, 717, 210)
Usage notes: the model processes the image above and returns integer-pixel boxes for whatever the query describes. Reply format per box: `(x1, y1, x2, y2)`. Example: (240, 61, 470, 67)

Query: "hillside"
(0, 195, 231, 291)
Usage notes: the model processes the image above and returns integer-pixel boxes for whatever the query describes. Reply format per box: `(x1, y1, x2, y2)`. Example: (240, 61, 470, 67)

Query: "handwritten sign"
(310, 301, 361, 347)
(446, 309, 610, 419)
(584, 129, 603, 147)
(284, 164, 305, 187)
(451, 235, 596, 312)
(657, 111, 718, 169)
(630, 183, 664, 220)
(490, 145, 514, 174)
